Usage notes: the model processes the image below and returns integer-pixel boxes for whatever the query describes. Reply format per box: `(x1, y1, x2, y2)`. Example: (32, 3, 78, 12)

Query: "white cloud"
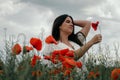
(0, 0, 120, 50)
(0, 0, 55, 49)
(0, 0, 25, 17)
(0, 0, 55, 35)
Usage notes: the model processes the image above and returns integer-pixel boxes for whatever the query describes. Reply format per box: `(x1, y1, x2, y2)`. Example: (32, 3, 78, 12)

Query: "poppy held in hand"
(30, 37, 42, 51)
(45, 35, 58, 45)
(91, 21, 99, 31)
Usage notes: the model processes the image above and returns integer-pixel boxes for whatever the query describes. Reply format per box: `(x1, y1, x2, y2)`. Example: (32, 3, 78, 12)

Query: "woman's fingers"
(92, 34, 102, 44)
(98, 34, 102, 42)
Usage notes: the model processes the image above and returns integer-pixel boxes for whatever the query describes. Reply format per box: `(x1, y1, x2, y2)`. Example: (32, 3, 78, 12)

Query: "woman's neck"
(60, 32, 69, 43)
(60, 32, 74, 49)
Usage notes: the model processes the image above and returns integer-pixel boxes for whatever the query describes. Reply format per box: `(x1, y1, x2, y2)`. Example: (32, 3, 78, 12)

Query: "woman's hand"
(90, 34, 102, 45)
(74, 34, 102, 60)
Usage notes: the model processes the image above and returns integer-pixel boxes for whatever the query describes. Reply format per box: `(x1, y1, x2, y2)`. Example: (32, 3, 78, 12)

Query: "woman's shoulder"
(76, 31, 86, 44)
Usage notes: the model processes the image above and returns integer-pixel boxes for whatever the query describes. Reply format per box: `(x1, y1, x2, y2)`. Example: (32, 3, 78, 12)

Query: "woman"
(42, 14, 102, 79)
(43, 14, 102, 59)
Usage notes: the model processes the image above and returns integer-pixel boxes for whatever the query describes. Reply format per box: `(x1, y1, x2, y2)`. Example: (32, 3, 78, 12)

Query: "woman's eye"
(66, 20, 70, 23)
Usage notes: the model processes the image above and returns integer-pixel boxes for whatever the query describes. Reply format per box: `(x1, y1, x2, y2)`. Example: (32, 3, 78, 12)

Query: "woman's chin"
(67, 31, 73, 35)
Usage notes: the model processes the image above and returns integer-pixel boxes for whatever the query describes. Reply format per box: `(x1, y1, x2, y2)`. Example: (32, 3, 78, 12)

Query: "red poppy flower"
(111, 68, 120, 80)
(25, 46, 33, 52)
(23, 46, 33, 53)
(91, 21, 99, 31)
(31, 54, 41, 67)
(65, 58, 76, 66)
(51, 58, 58, 64)
(64, 69, 71, 76)
(87, 71, 95, 78)
(12, 43, 22, 55)
(65, 50, 74, 57)
(44, 55, 51, 60)
(32, 71, 36, 76)
(95, 72, 100, 78)
(62, 61, 73, 69)
(31, 58, 36, 67)
(76, 61, 82, 68)
(45, 35, 58, 45)
(58, 55, 65, 62)
(30, 37, 42, 51)
(32, 70, 42, 77)
(50, 69, 61, 75)
(59, 48, 69, 56)
(51, 50, 59, 57)
(34, 54, 41, 60)
(44, 50, 60, 64)
(87, 71, 100, 79)
(62, 58, 76, 69)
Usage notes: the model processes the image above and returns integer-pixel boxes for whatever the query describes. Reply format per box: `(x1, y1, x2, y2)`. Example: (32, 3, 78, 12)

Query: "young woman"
(43, 14, 102, 60)
(42, 14, 102, 79)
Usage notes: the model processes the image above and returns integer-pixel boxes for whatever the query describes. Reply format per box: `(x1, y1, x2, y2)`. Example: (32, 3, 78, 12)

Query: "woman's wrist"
(87, 40, 94, 46)
(74, 40, 94, 60)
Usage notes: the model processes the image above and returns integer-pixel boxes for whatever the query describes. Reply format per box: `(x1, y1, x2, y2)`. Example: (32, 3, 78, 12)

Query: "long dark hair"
(52, 14, 83, 46)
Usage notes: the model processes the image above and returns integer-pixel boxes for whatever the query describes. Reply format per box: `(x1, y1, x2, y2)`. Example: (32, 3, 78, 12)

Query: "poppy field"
(0, 33, 120, 80)
(0, 21, 119, 80)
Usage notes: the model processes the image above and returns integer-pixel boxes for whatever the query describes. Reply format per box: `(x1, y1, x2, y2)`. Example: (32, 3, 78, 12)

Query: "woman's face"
(59, 17, 74, 35)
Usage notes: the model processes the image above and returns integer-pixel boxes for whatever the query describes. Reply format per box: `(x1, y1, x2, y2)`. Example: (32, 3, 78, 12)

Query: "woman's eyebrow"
(66, 20, 73, 24)
(66, 19, 72, 22)
(66, 20, 70, 21)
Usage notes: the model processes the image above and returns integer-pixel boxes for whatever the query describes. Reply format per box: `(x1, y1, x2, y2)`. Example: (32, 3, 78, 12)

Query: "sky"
(0, 0, 120, 55)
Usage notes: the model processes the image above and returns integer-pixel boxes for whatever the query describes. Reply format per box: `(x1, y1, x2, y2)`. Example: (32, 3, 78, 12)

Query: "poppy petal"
(59, 48, 69, 56)
(64, 69, 71, 76)
(23, 46, 33, 53)
(91, 21, 99, 31)
(45, 35, 58, 45)
(76, 61, 82, 68)
(65, 50, 74, 57)
(111, 68, 120, 80)
(44, 55, 51, 60)
(30, 37, 42, 51)
(12, 43, 22, 55)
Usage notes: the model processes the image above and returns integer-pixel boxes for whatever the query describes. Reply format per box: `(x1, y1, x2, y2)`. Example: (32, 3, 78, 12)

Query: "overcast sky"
(0, 0, 120, 53)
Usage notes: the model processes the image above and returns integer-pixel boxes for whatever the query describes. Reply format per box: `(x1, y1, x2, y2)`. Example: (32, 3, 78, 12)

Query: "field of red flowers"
(0, 34, 120, 80)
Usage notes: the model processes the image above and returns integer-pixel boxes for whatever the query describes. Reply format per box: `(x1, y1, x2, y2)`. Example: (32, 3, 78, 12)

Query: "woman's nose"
(70, 23, 73, 27)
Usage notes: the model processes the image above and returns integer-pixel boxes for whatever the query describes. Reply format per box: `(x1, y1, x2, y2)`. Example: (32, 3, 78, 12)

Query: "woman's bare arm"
(74, 20, 91, 37)
(74, 34, 102, 60)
